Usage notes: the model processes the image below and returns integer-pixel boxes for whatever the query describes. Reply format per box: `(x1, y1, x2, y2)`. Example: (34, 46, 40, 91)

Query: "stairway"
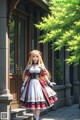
(11, 107, 49, 120)
(11, 108, 34, 120)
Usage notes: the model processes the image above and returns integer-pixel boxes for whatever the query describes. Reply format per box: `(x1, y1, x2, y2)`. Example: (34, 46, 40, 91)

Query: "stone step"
(11, 108, 27, 118)
(11, 108, 34, 120)
(11, 107, 49, 120)
(11, 115, 28, 120)
(11, 115, 33, 120)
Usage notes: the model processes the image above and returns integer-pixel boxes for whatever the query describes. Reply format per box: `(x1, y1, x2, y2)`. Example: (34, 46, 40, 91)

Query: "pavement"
(40, 104, 80, 120)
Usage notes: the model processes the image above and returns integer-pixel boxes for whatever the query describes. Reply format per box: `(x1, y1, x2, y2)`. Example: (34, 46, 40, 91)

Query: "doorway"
(9, 11, 27, 109)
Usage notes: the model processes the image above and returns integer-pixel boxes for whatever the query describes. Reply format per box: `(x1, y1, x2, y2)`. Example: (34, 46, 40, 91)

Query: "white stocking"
(36, 115, 39, 120)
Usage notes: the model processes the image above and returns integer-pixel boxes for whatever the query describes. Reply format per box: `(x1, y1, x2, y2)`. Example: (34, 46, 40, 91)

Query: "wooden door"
(9, 12, 27, 109)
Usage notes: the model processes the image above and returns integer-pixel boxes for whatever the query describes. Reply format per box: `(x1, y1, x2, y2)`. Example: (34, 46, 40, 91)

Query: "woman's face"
(32, 55, 39, 64)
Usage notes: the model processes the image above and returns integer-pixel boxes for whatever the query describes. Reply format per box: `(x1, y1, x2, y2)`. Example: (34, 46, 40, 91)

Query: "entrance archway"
(8, 0, 28, 109)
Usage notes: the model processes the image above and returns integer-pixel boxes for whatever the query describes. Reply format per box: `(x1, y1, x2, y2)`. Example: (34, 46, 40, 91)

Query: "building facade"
(0, 0, 80, 119)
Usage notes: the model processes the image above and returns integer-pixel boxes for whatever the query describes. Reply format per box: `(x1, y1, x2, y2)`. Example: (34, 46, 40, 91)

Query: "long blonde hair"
(23, 50, 51, 80)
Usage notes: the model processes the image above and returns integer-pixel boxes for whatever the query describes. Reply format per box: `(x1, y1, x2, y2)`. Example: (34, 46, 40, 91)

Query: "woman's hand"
(21, 84, 25, 93)
(21, 76, 29, 93)
(44, 75, 56, 87)
(48, 82, 56, 87)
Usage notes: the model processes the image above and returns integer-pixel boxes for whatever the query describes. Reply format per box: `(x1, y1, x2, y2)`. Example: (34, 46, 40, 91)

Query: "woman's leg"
(33, 109, 36, 119)
(35, 109, 40, 120)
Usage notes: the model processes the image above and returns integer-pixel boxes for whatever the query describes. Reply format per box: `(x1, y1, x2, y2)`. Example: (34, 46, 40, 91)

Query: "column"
(36, 10, 40, 50)
(0, 0, 13, 120)
(79, 65, 80, 108)
(59, 48, 65, 84)
(65, 49, 72, 106)
(73, 66, 79, 103)
(51, 50, 55, 81)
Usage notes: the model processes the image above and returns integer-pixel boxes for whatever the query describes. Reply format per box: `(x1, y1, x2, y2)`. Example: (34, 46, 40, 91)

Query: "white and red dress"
(20, 64, 58, 109)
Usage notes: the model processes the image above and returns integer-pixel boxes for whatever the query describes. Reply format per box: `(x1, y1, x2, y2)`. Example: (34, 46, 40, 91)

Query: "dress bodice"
(29, 65, 41, 74)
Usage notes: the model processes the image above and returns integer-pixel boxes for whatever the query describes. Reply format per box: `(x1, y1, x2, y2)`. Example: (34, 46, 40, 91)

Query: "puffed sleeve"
(25, 70, 30, 76)
(41, 69, 47, 76)
(40, 64, 47, 76)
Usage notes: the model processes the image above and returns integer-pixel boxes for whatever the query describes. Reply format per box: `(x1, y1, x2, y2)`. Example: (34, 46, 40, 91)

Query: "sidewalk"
(40, 104, 80, 120)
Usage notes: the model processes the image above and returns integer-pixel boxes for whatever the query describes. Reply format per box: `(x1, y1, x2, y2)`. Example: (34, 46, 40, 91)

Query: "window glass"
(10, 16, 15, 73)
(18, 17, 25, 72)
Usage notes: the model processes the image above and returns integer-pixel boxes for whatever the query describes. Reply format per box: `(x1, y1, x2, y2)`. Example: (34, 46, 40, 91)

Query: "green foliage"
(36, 0, 80, 64)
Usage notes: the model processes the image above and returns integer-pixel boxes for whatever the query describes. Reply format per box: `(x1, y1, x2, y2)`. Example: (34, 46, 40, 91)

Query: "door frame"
(9, 9, 28, 109)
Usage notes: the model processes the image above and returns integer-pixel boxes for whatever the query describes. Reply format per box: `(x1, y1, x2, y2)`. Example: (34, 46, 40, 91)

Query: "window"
(18, 17, 25, 71)
(10, 16, 16, 73)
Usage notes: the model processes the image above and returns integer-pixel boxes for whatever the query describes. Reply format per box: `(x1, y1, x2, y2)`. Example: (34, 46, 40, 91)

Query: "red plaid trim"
(22, 102, 46, 109)
(49, 96, 58, 104)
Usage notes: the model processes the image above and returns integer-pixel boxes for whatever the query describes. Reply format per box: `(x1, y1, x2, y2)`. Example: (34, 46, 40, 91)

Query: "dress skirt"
(20, 79, 58, 110)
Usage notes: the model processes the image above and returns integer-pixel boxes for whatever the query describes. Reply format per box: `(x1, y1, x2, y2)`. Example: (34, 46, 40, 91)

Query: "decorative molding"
(8, 0, 20, 24)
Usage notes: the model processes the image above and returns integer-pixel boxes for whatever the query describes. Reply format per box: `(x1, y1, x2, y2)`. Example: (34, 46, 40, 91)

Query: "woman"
(20, 50, 58, 120)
